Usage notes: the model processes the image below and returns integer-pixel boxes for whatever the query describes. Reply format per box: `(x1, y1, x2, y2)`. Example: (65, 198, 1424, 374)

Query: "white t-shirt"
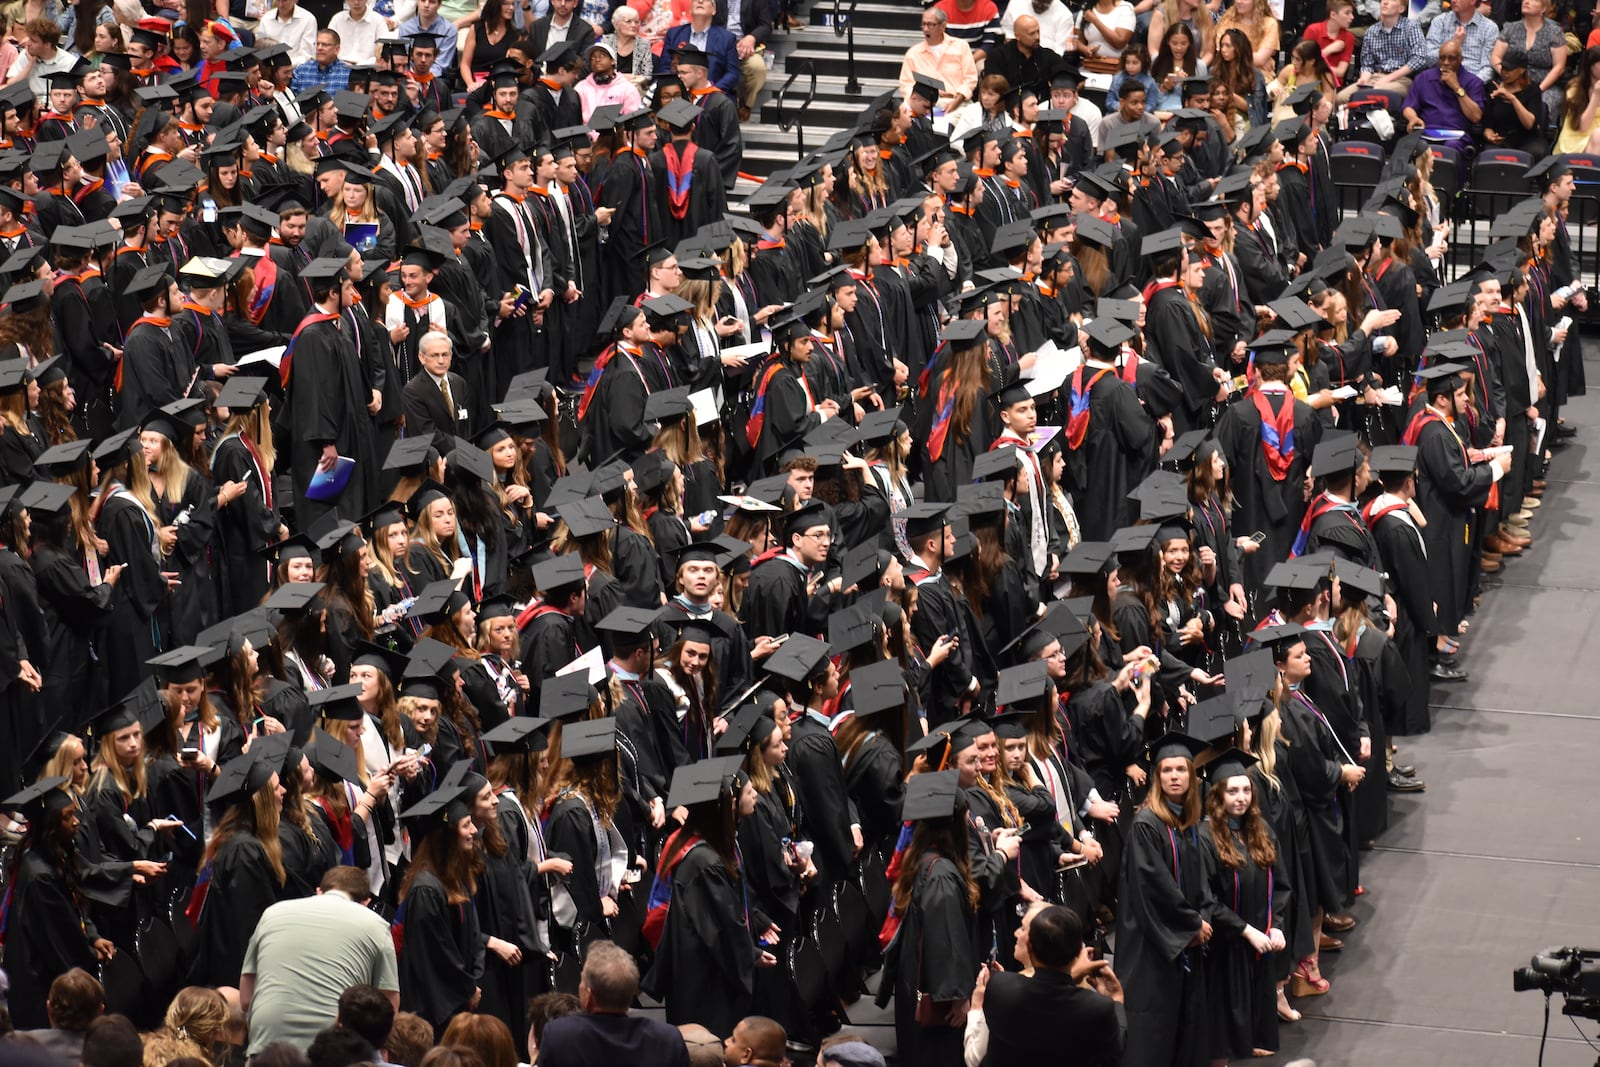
(1080, 1, 1137, 59)
(1000, 0, 1078, 55)
(328, 8, 387, 66)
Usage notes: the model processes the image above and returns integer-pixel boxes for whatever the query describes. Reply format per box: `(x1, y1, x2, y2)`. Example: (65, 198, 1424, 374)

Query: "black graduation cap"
(561, 717, 619, 759)
(1189, 693, 1241, 745)
(714, 701, 774, 755)
(0, 775, 73, 820)
(1223, 649, 1277, 723)
(1285, 82, 1322, 114)
(901, 769, 963, 820)
(32, 437, 92, 478)
(559, 496, 615, 539)
(147, 644, 221, 685)
(384, 435, 435, 474)
(844, 658, 904, 718)
(309, 683, 365, 722)
(213, 375, 271, 412)
(398, 781, 473, 840)
(539, 673, 596, 721)
(305, 727, 362, 784)
(1333, 557, 1385, 600)
(352, 640, 408, 680)
(656, 98, 701, 132)
(1266, 297, 1322, 333)
(827, 600, 876, 651)
(1417, 360, 1469, 396)
(147, 159, 206, 192)
(1308, 433, 1362, 478)
(482, 714, 555, 753)
(1367, 444, 1418, 478)
(262, 580, 326, 615)
(1202, 746, 1259, 783)
(595, 604, 661, 652)
(902, 501, 950, 541)
(762, 634, 831, 685)
(995, 660, 1050, 708)
(1251, 621, 1308, 651)
(90, 427, 139, 466)
(206, 749, 277, 805)
(641, 293, 693, 328)
(406, 578, 473, 625)
(970, 445, 1021, 484)
(529, 553, 587, 597)
(1110, 523, 1160, 564)
(1525, 155, 1570, 189)
(1147, 730, 1206, 765)
(940, 318, 986, 349)
(665, 754, 743, 808)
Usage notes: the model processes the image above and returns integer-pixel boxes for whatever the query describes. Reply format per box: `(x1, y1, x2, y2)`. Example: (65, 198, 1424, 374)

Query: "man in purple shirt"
(1400, 38, 1483, 156)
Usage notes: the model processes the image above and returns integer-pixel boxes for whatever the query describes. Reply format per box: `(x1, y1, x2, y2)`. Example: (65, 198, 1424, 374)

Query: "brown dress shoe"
(1481, 557, 1502, 573)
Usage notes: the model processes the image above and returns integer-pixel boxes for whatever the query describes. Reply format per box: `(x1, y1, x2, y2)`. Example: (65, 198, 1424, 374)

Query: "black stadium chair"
(1428, 144, 1461, 211)
(1470, 149, 1536, 222)
(1330, 140, 1387, 215)
(1342, 86, 1405, 146)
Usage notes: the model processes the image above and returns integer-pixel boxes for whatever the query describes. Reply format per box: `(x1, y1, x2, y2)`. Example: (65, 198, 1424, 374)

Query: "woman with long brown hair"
(315, 526, 377, 685)
(916, 323, 993, 501)
(211, 378, 282, 615)
(91, 430, 168, 697)
(0, 365, 43, 482)
(1200, 749, 1290, 1060)
(543, 718, 628, 951)
(28, 357, 76, 446)
(1116, 733, 1213, 1066)
(189, 752, 287, 987)
(403, 482, 461, 587)
(642, 759, 775, 1037)
(142, 412, 222, 645)
(883, 769, 982, 1067)
(397, 780, 487, 1032)
(1185, 439, 1249, 623)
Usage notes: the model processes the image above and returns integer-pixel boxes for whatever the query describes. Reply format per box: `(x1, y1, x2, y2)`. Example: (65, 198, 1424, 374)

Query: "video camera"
(1513, 947, 1600, 1019)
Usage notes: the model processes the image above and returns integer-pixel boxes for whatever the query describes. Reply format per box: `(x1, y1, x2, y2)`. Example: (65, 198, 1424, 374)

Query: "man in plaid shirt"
(1338, 0, 1429, 102)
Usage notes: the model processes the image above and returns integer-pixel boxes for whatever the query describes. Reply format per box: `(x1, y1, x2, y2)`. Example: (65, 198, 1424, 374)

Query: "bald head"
(1015, 14, 1040, 49)
(724, 1017, 786, 1066)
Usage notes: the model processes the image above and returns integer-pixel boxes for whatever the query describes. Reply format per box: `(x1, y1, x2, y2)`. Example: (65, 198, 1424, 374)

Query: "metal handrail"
(833, 0, 861, 94)
(774, 59, 818, 157)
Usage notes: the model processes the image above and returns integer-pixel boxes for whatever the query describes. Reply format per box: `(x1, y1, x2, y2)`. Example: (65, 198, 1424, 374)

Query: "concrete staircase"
(735, 0, 915, 193)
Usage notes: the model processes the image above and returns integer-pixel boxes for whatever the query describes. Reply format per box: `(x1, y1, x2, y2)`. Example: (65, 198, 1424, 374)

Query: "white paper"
(236, 346, 285, 370)
(1534, 416, 1548, 454)
(449, 557, 475, 582)
(1024, 342, 1082, 396)
(557, 645, 607, 685)
(688, 387, 721, 427)
(1330, 385, 1358, 400)
(1377, 386, 1404, 407)
(1481, 445, 1513, 457)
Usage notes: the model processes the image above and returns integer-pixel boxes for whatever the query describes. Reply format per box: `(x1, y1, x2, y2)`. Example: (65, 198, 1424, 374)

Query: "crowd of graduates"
(0, 3, 1583, 1065)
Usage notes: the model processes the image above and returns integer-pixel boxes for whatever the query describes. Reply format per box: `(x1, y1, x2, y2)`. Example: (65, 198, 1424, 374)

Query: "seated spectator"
(1095, 77, 1157, 154)
(305, 1027, 376, 1067)
(1149, 23, 1206, 113)
(657, 0, 739, 94)
(15, 969, 103, 1067)
(1482, 49, 1547, 154)
(718, 1018, 785, 1067)
(1106, 44, 1158, 109)
(1215, 0, 1279, 75)
(1401, 38, 1483, 154)
(1556, 45, 1600, 154)
(1300, 0, 1356, 86)
(1425, 0, 1498, 82)
(384, 1014, 436, 1067)
(78, 1017, 142, 1067)
(440, 1015, 518, 1067)
(898, 7, 978, 111)
(936, 0, 1003, 60)
(576, 41, 643, 120)
(533, 943, 690, 1067)
(525, 994, 580, 1065)
(1337, 0, 1427, 103)
(1000, 0, 1076, 55)
(1074, 0, 1136, 73)
(984, 14, 1067, 93)
(712, 0, 775, 122)
(336, 985, 397, 1054)
(327, 0, 385, 66)
(290, 29, 353, 94)
(1268, 40, 1337, 123)
(1490, 0, 1567, 126)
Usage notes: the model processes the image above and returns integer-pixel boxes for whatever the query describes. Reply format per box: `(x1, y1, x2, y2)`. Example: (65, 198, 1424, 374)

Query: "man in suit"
(714, 0, 777, 121)
(537, 943, 690, 1067)
(657, 0, 741, 95)
(525, 0, 598, 62)
(980, 905, 1126, 1067)
(400, 332, 478, 446)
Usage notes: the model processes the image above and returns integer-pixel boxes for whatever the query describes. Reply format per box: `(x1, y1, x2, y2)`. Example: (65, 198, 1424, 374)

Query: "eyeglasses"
(800, 530, 833, 542)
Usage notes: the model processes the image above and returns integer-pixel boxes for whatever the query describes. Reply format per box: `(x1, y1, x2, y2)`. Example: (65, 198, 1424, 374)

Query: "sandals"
(1291, 961, 1330, 997)
(1277, 990, 1302, 1022)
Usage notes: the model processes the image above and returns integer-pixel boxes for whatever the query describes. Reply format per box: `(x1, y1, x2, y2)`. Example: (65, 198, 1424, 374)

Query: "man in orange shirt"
(898, 7, 978, 111)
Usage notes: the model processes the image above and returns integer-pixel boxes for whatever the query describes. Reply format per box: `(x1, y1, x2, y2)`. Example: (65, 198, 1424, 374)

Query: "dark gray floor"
(1275, 346, 1600, 1067)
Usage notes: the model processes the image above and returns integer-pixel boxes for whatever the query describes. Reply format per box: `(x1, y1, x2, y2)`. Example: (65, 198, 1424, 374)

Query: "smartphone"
(510, 285, 532, 313)
(768, 634, 791, 648)
(180, 747, 199, 762)
(416, 742, 433, 758)
(1249, 531, 1267, 545)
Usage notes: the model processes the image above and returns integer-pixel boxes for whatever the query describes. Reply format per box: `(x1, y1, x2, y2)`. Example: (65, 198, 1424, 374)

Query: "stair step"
(806, 1, 912, 30)
(782, 49, 908, 81)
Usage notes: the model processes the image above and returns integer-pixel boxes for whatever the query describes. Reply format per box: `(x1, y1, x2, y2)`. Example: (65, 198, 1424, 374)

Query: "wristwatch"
(1455, 87, 1466, 97)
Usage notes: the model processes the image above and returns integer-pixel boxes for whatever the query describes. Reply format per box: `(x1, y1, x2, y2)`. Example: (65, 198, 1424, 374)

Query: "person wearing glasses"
(743, 499, 838, 642)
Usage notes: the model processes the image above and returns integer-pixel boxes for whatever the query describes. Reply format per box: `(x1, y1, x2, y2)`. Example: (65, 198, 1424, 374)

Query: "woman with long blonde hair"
(0, 372, 43, 481)
(90, 435, 166, 698)
(328, 172, 396, 261)
(403, 483, 461, 586)
(189, 758, 287, 987)
(1246, 700, 1316, 1024)
(143, 414, 222, 645)
(673, 267, 741, 393)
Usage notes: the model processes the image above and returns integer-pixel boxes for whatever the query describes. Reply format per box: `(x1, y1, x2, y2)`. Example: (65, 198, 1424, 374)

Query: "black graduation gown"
(1275, 162, 1319, 256)
(283, 313, 378, 524)
(211, 434, 280, 615)
(117, 319, 193, 431)
(753, 363, 821, 470)
(1348, 626, 1406, 843)
(279, 815, 340, 899)
(544, 793, 615, 931)
(1143, 284, 1216, 434)
(94, 491, 165, 696)
(399, 869, 486, 1032)
(1069, 682, 1145, 802)
(908, 571, 977, 728)
(188, 834, 283, 987)
(1115, 808, 1213, 1067)
(474, 842, 543, 1043)
(1413, 415, 1492, 636)
(1065, 361, 1155, 541)
(1214, 387, 1322, 590)
(596, 148, 662, 304)
(640, 844, 762, 1036)
(880, 855, 977, 1067)
(747, 241, 802, 308)
(1369, 505, 1433, 734)
(689, 89, 742, 190)
(5, 852, 100, 1030)
(1277, 689, 1350, 914)
(1250, 748, 1315, 978)
(1200, 822, 1292, 1060)
(31, 543, 115, 716)
(743, 552, 825, 640)
(784, 715, 858, 884)
(154, 474, 220, 645)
